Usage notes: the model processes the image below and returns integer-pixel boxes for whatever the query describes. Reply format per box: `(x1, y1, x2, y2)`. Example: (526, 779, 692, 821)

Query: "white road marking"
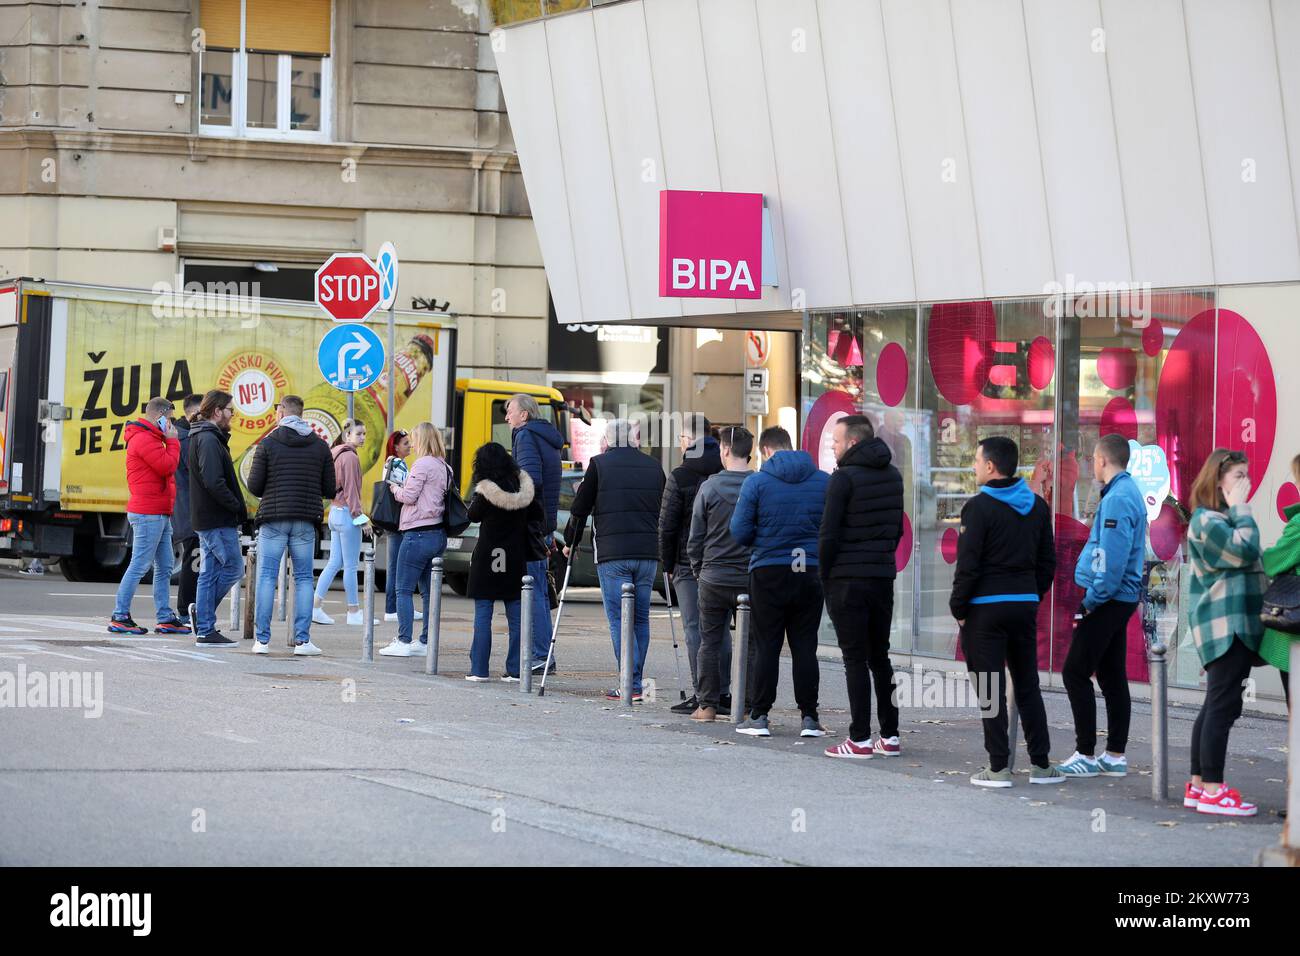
(203, 730, 257, 744)
(80, 645, 173, 664)
(104, 703, 154, 716)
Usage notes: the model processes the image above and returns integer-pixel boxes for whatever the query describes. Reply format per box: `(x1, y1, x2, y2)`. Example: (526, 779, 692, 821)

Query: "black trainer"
(716, 695, 732, 718)
(531, 658, 556, 676)
(670, 695, 698, 714)
(196, 630, 238, 648)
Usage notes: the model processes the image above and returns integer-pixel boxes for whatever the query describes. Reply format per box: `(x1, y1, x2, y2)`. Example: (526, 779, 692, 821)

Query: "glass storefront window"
(553, 380, 667, 469)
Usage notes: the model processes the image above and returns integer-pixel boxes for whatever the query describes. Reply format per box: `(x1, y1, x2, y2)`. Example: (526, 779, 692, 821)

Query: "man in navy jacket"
(1057, 433, 1148, 779)
(729, 426, 829, 738)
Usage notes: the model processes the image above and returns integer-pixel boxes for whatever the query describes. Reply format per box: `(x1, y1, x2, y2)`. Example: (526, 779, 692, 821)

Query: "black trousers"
(1062, 599, 1137, 756)
(959, 602, 1051, 771)
(176, 534, 201, 615)
(696, 579, 748, 710)
(747, 566, 823, 721)
(1190, 636, 1256, 783)
(825, 576, 898, 742)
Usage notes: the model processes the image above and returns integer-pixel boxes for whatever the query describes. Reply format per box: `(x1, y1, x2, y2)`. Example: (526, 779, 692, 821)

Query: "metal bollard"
(277, 550, 288, 622)
(730, 594, 751, 724)
(240, 535, 256, 641)
(520, 575, 534, 694)
(1006, 676, 1018, 773)
(1148, 640, 1169, 801)
(425, 556, 444, 675)
(229, 539, 244, 632)
(361, 538, 376, 663)
(619, 582, 635, 708)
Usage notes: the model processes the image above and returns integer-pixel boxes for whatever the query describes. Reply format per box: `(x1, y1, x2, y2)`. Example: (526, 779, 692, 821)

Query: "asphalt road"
(0, 570, 1289, 866)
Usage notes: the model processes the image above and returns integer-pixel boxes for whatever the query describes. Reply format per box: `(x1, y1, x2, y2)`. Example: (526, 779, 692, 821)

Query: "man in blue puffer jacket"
(507, 393, 565, 673)
(1057, 433, 1148, 779)
(729, 426, 830, 738)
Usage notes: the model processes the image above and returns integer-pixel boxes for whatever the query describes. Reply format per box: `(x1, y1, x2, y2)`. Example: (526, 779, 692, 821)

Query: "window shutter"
(199, 0, 241, 50)
(247, 0, 332, 56)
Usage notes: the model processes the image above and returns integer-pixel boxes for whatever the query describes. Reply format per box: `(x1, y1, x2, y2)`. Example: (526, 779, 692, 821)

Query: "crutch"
(537, 550, 573, 698)
(664, 571, 687, 701)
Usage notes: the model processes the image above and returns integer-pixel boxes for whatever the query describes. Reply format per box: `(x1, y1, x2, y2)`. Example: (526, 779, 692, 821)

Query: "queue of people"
(104, 388, 1292, 816)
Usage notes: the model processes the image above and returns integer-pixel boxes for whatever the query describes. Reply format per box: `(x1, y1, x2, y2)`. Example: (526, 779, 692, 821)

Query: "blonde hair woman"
(381, 422, 449, 656)
(313, 419, 368, 626)
(1184, 448, 1265, 816)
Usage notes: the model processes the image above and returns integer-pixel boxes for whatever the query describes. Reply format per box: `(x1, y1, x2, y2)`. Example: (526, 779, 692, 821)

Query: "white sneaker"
(378, 640, 409, 657)
(384, 612, 398, 622)
(465, 675, 490, 682)
(415, 609, 424, 620)
(408, 640, 427, 657)
(346, 610, 379, 626)
(293, 642, 322, 656)
(312, 607, 334, 625)
(252, 641, 269, 655)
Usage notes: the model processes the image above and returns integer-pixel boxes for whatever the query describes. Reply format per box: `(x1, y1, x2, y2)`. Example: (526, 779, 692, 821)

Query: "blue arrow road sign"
(318, 323, 385, 392)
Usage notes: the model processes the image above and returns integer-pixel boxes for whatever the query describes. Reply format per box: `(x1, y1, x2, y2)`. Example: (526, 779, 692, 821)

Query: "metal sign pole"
(520, 575, 534, 693)
(387, 301, 396, 439)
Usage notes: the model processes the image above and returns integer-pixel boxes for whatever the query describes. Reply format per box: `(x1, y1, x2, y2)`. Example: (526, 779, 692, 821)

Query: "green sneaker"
(1030, 764, 1066, 785)
(970, 767, 1013, 788)
(1097, 753, 1128, 777)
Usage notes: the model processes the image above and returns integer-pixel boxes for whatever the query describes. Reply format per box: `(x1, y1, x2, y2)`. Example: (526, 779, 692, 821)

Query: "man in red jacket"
(108, 396, 190, 634)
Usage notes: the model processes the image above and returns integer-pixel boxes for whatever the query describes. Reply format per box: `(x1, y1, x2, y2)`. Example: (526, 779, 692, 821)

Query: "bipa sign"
(658, 190, 762, 300)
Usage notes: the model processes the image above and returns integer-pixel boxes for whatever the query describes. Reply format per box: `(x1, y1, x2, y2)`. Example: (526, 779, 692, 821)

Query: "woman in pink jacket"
(380, 421, 449, 656)
(313, 419, 369, 626)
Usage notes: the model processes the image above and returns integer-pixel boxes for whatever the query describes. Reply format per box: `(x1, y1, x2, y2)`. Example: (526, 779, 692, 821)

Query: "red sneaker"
(1183, 781, 1203, 809)
(824, 738, 874, 759)
(1197, 785, 1258, 817)
(874, 735, 901, 757)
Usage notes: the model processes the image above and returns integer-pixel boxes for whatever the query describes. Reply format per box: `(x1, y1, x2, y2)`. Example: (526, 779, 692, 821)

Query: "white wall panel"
(1274, 0, 1300, 259)
(950, 0, 1054, 298)
(1021, 0, 1130, 285)
(698, 0, 790, 315)
(1186, 0, 1300, 283)
(755, 0, 852, 309)
(593, 2, 679, 320)
(1101, 0, 1214, 288)
(642, 0, 725, 318)
(881, 0, 983, 301)
(818, 0, 915, 305)
(546, 14, 630, 322)
(494, 20, 583, 326)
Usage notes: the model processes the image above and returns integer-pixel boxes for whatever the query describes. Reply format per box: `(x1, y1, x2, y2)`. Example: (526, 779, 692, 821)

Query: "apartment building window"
(199, 0, 332, 141)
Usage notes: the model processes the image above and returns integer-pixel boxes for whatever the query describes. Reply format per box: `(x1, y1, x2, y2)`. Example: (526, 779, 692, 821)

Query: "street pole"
(520, 575, 534, 694)
(730, 594, 751, 725)
(387, 300, 396, 440)
(619, 583, 635, 708)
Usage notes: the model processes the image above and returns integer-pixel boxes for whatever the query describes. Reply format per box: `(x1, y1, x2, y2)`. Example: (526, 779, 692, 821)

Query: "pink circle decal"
(1097, 348, 1136, 390)
(940, 527, 959, 564)
(1100, 396, 1138, 440)
(1277, 482, 1300, 521)
(1142, 318, 1164, 356)
(895, 512, 913, 572)
(1149, 503, 1185, 562)
(1027, 336, 1054, 390)
(1212, 309, 1277, 503)
(876, 342, 909, 407)
(927, 301, 995, 407)
(800, 390, 857, 473)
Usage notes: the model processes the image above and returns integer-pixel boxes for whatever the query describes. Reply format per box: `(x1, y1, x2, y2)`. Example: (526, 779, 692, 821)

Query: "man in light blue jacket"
(1058, 433, 1148, 779)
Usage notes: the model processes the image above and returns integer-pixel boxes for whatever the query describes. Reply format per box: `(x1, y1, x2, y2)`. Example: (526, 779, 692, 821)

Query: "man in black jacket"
(950, 436, 1063, 788)
(658, 415, 724, 713)
(188, 389, 247, 648)
(246, 394, 337, 655)
(173, 394, 203, 620)
(819, 415, 905, 759)
(564, 418, 666, 701)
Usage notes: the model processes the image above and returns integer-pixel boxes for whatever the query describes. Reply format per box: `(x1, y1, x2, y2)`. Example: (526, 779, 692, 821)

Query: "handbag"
(442, 462, 471, 536)
(369, 480, 402, 533)
(1260, 571, 1300, 634)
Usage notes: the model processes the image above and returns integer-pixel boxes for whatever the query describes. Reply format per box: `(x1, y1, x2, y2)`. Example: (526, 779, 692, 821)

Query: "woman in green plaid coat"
(1183, 449, 1263, 816)
(1259, 454, 1299, 709)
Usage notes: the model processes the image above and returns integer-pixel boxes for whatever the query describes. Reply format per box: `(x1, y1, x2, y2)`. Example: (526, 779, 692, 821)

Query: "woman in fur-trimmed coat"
(466, 442, 546, 681)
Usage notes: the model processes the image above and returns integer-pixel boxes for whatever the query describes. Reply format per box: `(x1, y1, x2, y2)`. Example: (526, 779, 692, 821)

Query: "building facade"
(494, 0, 1300, 703)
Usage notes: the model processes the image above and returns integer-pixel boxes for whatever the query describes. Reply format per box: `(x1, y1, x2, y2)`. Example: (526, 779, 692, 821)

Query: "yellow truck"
(0, 278, 574, 580)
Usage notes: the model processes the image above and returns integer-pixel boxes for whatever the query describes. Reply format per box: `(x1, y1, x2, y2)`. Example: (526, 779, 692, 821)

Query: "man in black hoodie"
(659, 415, 726, 713)
(246, 394, 336, 655)
(188, 389, 247, 648)
(950, 436, 1062, 788)
(819, 415, 905, 759)
(173, 393, 202, 619)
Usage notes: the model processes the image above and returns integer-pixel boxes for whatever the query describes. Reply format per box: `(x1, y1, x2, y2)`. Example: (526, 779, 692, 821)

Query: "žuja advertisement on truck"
(59, 296, 453, 514)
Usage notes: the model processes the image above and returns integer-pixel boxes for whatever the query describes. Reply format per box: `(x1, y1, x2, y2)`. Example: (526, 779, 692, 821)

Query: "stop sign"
(315, 252, 382, 322)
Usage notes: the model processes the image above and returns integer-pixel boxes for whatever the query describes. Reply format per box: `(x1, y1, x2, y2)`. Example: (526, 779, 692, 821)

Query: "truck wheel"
(445, 572, 469, 596)
(59, 555, 86, 583)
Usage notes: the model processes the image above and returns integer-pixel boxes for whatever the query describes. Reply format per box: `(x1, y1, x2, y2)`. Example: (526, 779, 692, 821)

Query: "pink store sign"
(658, 190, 762, 299)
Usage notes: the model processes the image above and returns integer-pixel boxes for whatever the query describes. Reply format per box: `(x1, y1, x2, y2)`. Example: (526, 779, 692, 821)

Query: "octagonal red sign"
(315, 253, 382, 322)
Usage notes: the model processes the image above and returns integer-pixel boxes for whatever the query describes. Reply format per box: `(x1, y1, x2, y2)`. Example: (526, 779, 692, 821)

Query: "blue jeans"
(385, 530, 421, 615)
(315, 505, 360, 605)
(113, 513, 175, 622)
(596, 559, 656, 693)
(255, 521, 315, 646)
(526, 557, 552, 663)
(196, 526, 242, 636)
(396, 529, 446, 644)
(470, 598, 521, 678)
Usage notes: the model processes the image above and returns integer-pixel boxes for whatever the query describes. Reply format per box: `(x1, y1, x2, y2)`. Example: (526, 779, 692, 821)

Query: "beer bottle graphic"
(235, 333, 437, 510)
